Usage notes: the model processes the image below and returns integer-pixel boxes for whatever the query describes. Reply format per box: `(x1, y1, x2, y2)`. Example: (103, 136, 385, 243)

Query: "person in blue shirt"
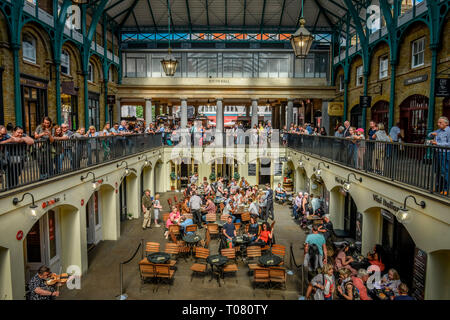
(179, 215, 194, 235)
(428, 116, 450, 195)
(0, 125, 11, 143)
(304, 224, 327, 271)
(392, 283, 415, 300)
(222, 215, 236, 248)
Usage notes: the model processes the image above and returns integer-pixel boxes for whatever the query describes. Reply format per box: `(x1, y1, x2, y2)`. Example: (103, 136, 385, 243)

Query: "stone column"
(321, 100, 330, 134)
(180, 99, 188, 128)
(155, 104, 161, 117)
(216, 98, 224, 132)
(286, 99, 294, 128)
(117, 98, 121, 123)
(145, 99, 153, 125)
(251, 99, 258, 128)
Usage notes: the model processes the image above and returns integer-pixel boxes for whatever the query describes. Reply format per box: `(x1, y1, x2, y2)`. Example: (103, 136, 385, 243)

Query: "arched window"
(88, 62, 94, 82)
(22, 34, 37, 64)
(61, 49, 70, 75)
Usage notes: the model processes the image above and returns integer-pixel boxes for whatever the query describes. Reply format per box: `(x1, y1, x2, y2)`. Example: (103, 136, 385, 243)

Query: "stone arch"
(97, 184, 119, 241)
(141, 163, 154, 196)
(0, 245, 12, 300)
(61, 40, 82, 78)
(329, 185, 346, 230)
(89, 54, 104, 83)
(153, 160, 165, 193)
(426, 249, 450, 300)
(20, 21, 53, 62)
(295, 165, 307, 192)
(396, 19, 430, 62)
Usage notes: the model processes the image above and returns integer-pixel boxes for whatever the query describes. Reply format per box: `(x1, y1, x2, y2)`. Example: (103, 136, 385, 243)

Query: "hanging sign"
(404, 74, 428, 86)
(435, 78, 450, 97)
(411, 248, 427, 300)
(16, 230, 24, 241)
(360, 96, 372, 109)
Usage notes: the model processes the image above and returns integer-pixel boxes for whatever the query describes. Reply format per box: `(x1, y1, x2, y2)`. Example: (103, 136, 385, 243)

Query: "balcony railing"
(0, 133, 162, 193)
(287, 134, 450, 199)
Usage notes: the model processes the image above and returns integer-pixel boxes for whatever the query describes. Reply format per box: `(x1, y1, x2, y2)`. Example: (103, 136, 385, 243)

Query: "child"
(153, 194, 162, 227)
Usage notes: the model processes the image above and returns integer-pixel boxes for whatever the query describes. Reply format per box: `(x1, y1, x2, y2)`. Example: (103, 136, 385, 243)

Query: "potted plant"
(233, 171, 240, 180)
(209, 172, 216, 181)
(127, 213, 133, 220)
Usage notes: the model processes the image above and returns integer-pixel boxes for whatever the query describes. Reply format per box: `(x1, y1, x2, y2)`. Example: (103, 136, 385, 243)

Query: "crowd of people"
(141, 175, 277, 250)
(288, 188, 415, 300)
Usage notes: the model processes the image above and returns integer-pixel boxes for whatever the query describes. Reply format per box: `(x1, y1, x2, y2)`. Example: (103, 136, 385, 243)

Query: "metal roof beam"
(243, 0, 247, 26)
(131, 10, 141, 34)
(260, 0, 267, 32)
(105, 0, 128, 12)
(206, 0, 210, 30)
(119, 0, 140, 29)
(146, 0, 158, 32)
(278, 0, 287, 32)
(225, 0, 228, 26)
(185, 0, 193, 32)
(167, 0, 176, 33)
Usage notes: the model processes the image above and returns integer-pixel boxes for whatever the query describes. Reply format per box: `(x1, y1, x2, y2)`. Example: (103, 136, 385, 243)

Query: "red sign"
(16, 230, 24, 241)
(81, 199, 84, 206)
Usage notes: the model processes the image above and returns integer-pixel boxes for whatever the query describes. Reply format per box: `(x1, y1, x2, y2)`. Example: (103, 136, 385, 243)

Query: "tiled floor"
(60, 193, 307, 300)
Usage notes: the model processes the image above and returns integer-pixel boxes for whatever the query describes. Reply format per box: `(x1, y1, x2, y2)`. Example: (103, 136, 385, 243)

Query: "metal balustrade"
(0, 133, 162, 193)
(287, 134, 450, 199)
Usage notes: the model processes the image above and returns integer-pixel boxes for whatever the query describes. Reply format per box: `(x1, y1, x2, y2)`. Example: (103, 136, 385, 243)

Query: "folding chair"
(269, 267, 286, 290)
(164, 243, 179, 268)
(138, 259, 157, 292)
(246, 246, 262, 271)
(190, 247, 210, 282)
(185, 224, 198, 234)
(220, 248, 239, 283)
(241, 212, 251, 224)
(253, 267, 270, 295)
(271, 244, 286, 265)
(154, 264, 175, 293)
(145, 242, 160, 254)
(206, 223, 220, 239)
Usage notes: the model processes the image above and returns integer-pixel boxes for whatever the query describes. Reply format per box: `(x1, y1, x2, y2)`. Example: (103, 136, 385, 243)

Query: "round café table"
(147, 252, 171, 264)
(258, 253, 282, 267)
(182, 233, 202, 257)
(206, 254, 229, 287)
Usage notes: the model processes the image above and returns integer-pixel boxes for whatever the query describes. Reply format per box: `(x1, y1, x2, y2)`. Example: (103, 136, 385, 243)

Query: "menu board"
(274, 162, 283, 176)
(411, 247, 427, 300)
(248, 163, 257, 176)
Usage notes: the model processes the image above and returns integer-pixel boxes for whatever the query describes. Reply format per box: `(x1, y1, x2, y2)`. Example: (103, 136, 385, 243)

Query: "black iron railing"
(0, 133, 162, 192)
(287, 134, 450, 199)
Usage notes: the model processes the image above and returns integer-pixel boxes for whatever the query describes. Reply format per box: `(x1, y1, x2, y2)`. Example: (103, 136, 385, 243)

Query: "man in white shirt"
(189, 191, 203, 228)
(293, 192, 303, 219)
(248, 198, 259, 217)
(275, 183, 287, 203)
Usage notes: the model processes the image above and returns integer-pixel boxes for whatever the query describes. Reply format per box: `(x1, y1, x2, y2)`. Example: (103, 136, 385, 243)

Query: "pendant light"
(290, 0, 314, 58)
(161, 0, 178, 76)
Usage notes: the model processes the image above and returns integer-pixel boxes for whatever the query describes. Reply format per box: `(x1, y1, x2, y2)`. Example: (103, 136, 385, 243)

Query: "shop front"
(20, 75, 48, 136)
(61, 81, 78, 130)
(380, 209, 417, 295)
(24, 210, 61, 283)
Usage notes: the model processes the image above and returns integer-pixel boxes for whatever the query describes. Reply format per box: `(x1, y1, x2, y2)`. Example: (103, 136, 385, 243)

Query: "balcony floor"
(59, 192, 307, 300)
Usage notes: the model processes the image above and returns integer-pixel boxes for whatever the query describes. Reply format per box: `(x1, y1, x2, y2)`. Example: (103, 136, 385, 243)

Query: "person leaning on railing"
(428, 116, 450, 196)
(1, 126, 34, 189)
(34, 116, 55, 179)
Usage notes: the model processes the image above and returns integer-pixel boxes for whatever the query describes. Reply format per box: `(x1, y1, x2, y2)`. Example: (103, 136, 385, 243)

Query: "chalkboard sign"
(360, 95, 372, 109)
(248, 163, 257, 176)
(274, 162, 283, 176)
(436, 78, 450, 97)
(411, 247, 427, 300)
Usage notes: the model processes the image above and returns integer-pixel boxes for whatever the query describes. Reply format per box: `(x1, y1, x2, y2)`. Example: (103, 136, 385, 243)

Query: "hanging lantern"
(290, 17, 314, 58)
(161, 48, 178, 77)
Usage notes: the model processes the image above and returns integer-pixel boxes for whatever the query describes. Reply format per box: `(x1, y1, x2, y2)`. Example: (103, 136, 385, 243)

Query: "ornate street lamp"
(161, 0, 178, 76)
(397, 195, 426, 224)
(290, 0, 314, 58)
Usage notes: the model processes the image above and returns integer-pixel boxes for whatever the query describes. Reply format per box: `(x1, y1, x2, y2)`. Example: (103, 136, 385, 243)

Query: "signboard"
(411, 248, 427, 300)
(360, 95, 372, 109)
(107, 95, 116, 105)
(436, 78, 450, 97)
(328, 102, 344, 116)
(279, 157, 288, 162)
(248, 163, 257, 176)
(404, 74, 428, 86)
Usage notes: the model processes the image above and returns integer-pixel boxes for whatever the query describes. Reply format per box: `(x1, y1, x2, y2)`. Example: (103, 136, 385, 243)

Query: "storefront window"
(61, 50, 70, 75)
(21, 83, 48, 136)
(23, 34, 37, 64)
(88, 92, 100, 130)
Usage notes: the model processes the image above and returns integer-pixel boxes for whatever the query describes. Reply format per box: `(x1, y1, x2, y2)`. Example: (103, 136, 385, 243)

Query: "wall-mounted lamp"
(299, 155, 310, 167)
(117, 160, 136, 176)
(139, 155, 150, 166)
(342, 173, 363, 192)
(13, 192, 38, 220)
(81, 171, 100, 189)
(315, 162, 329, 176)
(397, 195, 426, 224)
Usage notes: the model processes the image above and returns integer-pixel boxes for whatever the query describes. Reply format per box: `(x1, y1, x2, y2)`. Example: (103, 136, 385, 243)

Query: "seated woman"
(367, 244, 386, 272)
(334, 243, 357, 276)
(246, 215, 260, 242)
(181, 197, 190, 215)
(381, 268, 401, 295)
(251, 222, 273, 247)
(336, 268, 360, 300)
(306, 263, 335, 300)
(164, 205, 181, 240)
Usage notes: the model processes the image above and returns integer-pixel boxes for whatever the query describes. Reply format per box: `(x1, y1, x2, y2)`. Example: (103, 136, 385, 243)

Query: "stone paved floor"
(60, 192, 307, 300)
